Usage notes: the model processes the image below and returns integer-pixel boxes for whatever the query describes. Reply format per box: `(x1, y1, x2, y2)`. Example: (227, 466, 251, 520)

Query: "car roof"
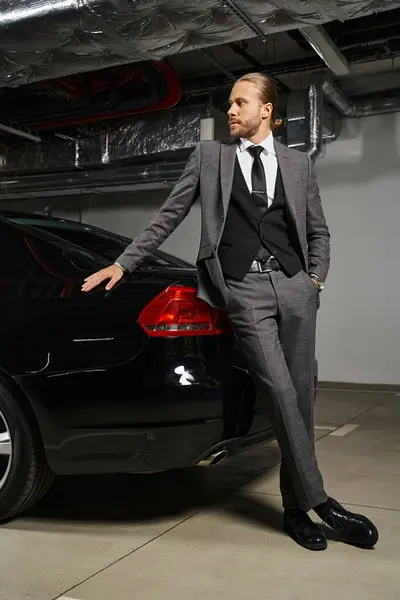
(0, 209, 70, 222)
(0, 209, 195, 268)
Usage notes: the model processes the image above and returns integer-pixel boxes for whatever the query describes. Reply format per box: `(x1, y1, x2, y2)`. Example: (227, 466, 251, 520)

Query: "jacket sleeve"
(305, 155, 331, 281)
(115, 143, 201, 273)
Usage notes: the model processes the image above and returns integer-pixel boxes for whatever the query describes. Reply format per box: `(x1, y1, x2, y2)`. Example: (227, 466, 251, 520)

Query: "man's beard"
(230, 116, 262, 139)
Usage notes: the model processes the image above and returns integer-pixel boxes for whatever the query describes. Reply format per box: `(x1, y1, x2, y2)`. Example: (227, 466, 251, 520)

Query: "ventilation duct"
(0, 105, 230, 175)
(0, 84, 326, 179)
(305, 84, 323, 161)
(321, 79, 400, 118)
(2, 0, 400, 88)
(0, 82, 325, 198)
(286, 84, 339, 159)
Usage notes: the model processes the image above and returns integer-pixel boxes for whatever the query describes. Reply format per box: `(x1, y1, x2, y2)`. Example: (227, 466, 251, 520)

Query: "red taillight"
(138, 285, 232, 337)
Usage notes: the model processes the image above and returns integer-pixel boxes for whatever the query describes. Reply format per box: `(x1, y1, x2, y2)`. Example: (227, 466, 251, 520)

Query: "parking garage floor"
(1, 387, 400, 600)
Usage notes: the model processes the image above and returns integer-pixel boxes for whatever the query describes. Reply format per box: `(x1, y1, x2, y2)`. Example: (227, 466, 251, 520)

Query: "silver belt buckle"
(259, 260, 272, 273)
(253, 259, 272, 273)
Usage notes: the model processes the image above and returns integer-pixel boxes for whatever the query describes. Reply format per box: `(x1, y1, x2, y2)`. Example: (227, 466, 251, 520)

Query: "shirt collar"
(239, 133, 275, 156)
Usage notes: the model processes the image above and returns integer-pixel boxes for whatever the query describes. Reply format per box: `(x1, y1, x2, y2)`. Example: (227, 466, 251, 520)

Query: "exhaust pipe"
(197, 449, 229, 467)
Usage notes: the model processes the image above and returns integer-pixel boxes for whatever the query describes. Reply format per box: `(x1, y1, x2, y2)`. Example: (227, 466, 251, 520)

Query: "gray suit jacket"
(116, 138, 330, 309)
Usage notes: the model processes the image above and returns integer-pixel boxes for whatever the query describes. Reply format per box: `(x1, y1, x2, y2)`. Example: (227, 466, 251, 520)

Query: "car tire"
(0, 377, 54, 522)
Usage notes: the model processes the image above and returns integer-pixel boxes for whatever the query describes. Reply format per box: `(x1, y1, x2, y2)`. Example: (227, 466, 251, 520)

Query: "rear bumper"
(46, 421, 274, 475)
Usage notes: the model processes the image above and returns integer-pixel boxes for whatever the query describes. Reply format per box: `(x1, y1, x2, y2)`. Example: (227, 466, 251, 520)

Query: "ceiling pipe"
(1, 84, 324, 193)
(0, 82, 326, 197)
(182, 47, 400, 96)
(286, 84, 325, 160)
(356, 95, 400, 117)
(320, 79, 356, 116)
(0, 84, 324, 196)
(0, 123, 41, 143)
(321, 79, 400, 117)
(305, 84, 323, 161)
(0, 162, 189, 200)
(0, 104, 214, 174)
(298, 26, 351, 76)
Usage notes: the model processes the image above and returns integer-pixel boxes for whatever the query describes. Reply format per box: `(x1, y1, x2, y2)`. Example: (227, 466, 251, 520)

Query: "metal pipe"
(353, 95, 400, 117)
(0, 161, 189, 197)
(197, 449, 229, 467)
(320, 79, 356, 116)
(321, 79, 400, 117)
(0, 84, 326, 195)
(0, 123, 41, 143)
(340, 34, 400, 51)
(0, 104, 211, 174)
(306, 84, 323, 161)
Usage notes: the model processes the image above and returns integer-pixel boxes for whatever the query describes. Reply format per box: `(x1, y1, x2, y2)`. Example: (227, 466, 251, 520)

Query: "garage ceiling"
(1, 1, 400, 199)
(1, 0, 400, 88)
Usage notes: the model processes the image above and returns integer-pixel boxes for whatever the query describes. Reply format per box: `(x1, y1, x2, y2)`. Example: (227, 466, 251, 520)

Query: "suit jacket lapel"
(274, 138, 308, 263)
(220, 140, 237, 218)
(274, 139, 298, 225)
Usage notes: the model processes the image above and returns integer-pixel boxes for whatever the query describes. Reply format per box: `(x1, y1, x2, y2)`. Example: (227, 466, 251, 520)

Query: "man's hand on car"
(81, 264, 124, 293)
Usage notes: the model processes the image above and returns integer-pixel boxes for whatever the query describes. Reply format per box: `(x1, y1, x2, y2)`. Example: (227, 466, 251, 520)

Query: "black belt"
(248, 257, 280, 273)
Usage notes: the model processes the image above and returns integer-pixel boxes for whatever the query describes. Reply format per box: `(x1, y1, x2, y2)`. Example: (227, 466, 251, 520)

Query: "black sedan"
(0, 211, 273, 522)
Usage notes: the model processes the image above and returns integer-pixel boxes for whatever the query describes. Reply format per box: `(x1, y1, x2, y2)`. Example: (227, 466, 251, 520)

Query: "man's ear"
(262, 103, 273, 120)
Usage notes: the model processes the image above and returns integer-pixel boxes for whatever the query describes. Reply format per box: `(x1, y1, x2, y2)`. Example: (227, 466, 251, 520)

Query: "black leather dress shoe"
(315, 498, 379, 548)
(283, 509, 327, 551)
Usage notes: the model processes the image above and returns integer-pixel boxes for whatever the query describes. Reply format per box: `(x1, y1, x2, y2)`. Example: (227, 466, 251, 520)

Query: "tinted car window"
(0, 219, 108, 282)
(5, 215, 195, 268)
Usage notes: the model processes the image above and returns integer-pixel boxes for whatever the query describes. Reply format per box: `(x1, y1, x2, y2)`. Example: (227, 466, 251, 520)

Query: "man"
(82, 73, 378, 551)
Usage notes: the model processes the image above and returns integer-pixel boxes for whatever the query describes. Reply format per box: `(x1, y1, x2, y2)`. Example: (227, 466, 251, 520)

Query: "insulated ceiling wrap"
(1, 0, 400, 87)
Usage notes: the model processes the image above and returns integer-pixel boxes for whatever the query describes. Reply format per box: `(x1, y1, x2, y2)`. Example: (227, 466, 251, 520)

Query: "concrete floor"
(1, 388, 400, 600)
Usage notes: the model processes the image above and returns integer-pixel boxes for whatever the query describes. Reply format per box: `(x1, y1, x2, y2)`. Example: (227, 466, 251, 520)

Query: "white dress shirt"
(236, 133, 277, 208)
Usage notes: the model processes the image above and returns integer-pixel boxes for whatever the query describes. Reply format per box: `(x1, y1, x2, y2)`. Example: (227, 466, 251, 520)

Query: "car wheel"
(0, 378, 54, 522)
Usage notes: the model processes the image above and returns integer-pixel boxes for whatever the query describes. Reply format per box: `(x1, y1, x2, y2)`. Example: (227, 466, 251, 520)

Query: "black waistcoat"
(218, 157, 304, 280)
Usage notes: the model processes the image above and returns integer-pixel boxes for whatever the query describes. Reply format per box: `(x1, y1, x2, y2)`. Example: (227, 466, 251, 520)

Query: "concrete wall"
(313, 114, 400, 386)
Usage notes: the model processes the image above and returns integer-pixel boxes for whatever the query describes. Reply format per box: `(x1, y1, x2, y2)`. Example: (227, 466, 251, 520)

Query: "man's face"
(227, 81, 271, 139)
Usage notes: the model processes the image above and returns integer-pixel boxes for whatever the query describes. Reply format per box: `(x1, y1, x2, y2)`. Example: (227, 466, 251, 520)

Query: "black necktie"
(248, 145, 267, 209)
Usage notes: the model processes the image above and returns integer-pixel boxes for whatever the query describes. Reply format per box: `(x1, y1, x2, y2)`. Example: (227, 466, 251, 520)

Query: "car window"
(6, 215, 195, 268)
(0, 218, 108, 282)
